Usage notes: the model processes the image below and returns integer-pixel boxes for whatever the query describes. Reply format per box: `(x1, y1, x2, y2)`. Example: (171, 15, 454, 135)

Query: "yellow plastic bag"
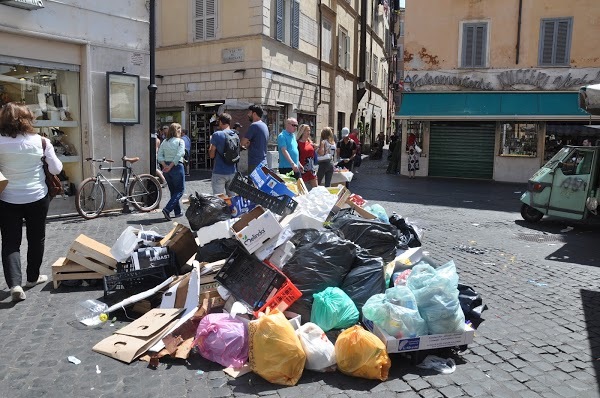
(334, 325, 391, 381)
(248, 310, 306, 386)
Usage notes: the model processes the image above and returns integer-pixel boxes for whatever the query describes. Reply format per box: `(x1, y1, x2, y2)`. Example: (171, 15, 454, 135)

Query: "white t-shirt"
(0, 133, 63, 204)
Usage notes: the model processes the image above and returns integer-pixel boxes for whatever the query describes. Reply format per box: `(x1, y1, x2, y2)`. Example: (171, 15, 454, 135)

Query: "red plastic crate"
(253, 262, 302, 317)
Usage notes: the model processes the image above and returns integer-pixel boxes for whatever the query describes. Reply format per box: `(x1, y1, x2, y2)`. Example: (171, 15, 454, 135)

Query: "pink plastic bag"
(194, 313, 248, 368)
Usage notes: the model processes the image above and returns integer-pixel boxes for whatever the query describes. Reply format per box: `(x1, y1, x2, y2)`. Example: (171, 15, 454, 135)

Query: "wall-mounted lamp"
(233, 69, 246, 74)
(155, 74, 164, 79)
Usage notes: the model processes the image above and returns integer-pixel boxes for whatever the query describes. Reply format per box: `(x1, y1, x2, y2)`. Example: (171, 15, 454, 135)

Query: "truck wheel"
(521, 203, 543, 223)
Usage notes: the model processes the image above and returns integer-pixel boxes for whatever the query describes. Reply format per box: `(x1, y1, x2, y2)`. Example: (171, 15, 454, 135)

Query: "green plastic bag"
(311, 287, 359, 332)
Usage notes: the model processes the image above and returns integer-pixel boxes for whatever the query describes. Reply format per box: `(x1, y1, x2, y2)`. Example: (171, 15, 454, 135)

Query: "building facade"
(0, 0, 151, 216)
(156, 0, 390, 172)
(397, 0, 600, 182)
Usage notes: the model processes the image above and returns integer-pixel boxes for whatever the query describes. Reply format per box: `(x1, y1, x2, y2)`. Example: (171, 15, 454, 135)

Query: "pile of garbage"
(60, 166, 486, 385)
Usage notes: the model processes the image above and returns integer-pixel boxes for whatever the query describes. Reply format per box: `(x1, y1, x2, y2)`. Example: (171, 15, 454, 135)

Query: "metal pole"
(148, 0, 157, 179)
(122, 124, 131, 213)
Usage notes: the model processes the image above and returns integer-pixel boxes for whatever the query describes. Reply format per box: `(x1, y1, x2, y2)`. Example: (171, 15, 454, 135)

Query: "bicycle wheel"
(76, 177, 106, 219)
(128, 174, 162, 211)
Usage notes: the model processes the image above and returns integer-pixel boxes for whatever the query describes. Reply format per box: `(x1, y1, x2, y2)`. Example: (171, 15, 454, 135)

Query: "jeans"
(317, 161, 334, 187)
(163, 163, 185, 215)
(211, 173, 235, 196)
(0, 194, 50, 288)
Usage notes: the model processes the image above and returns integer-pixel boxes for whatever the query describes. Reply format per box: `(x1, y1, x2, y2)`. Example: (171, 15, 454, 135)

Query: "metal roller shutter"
(429, 122, 496, 179)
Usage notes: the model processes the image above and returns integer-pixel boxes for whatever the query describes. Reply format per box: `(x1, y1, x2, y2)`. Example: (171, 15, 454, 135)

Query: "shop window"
(406, 121, 424, 151)
(499, 122, 538, 157)
(538, 17, 572, 67)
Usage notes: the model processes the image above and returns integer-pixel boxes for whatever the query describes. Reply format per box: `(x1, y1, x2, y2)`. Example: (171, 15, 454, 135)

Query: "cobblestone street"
(1, 157, 599, 398)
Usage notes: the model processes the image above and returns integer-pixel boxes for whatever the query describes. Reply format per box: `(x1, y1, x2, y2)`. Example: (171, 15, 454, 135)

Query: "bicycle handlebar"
(85, 157, 115, 163)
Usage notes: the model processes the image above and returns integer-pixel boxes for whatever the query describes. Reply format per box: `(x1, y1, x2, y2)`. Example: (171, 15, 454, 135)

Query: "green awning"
(397, 92, 591, 120)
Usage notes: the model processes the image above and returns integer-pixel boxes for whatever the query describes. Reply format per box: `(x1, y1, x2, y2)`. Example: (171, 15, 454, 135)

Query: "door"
(429, 122, 496, 179)
(547, 148, 595, 219)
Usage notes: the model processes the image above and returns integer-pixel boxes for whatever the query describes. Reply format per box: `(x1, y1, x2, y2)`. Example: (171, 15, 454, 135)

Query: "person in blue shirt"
(241, 104, 269, 174)
(157, 123, 186, 221)
(209, 113, 237, 195)
(181, 129, 191, 177)
(277, 118, 302, 178)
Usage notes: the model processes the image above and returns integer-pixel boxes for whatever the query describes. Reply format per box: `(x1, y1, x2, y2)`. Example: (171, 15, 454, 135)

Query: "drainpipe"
(317, 0, 323, 108)
(357, 0, 367, 104)
(148, 0, 157, 177)
(516, 0, 522, 64)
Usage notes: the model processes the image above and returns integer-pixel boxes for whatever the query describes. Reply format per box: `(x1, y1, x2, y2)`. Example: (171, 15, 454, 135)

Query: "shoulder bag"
(41, 137, 64, 198)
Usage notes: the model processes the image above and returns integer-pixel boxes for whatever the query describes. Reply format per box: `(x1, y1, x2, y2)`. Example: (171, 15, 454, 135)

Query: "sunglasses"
(290, 124, 298, 127)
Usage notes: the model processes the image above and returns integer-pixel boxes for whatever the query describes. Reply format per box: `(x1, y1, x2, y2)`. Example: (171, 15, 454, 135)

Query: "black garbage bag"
(340, 249, 386, 314)
(283, 230, 358, 322)
(458, 284, 487, 329)
(389, 213, 422, 249)
(185, 192, 231, 231)
(330, 211, 399, 263)
(288, 228, 324, 248)
(196, 238, 239, 263)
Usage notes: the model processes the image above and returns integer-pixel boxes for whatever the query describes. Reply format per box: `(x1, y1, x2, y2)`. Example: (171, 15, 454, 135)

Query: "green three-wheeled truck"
(520, 83, 600, 223)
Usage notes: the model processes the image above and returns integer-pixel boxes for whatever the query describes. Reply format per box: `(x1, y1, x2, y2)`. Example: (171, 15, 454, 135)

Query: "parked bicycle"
(76, 156, 162, 219)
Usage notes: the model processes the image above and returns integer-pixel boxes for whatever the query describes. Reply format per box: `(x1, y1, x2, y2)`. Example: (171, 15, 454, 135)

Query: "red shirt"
(297, 140, 316, 181)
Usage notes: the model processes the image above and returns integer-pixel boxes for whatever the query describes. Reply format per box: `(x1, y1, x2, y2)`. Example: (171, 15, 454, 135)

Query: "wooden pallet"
(51, 257, 104, 289)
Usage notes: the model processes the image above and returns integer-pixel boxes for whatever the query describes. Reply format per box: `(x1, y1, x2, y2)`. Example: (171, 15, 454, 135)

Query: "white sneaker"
(25, 275, 48, 288)
(11, 286, 26, 301)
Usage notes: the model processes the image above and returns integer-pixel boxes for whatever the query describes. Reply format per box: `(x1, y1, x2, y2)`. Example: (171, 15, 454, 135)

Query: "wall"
(404, 0, 600, 71)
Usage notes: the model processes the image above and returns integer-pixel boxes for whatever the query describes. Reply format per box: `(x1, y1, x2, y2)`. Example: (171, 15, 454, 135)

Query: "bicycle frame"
(91, 164, 135, 204)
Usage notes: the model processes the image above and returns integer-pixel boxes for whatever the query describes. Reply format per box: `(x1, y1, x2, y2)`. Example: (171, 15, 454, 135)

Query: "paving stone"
(507, 359, 528, 369)
(419, 388, 443, 398)
(461, 383, 487, 397)
(554, 362, 578, 373)
(424, 375, 451, 388)
(406, 378, 430, 391)
(385, 379, 412, 393)
(438, 385, 464, 398)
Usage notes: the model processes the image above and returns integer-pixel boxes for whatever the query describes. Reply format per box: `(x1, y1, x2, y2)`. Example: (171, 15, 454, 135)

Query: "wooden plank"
(52, 257, 104, 289)
(66, 250, 115, 276)
(52, 271, 104, 289)
(51, 257, 91, 273)
(70, 234, 117, 268)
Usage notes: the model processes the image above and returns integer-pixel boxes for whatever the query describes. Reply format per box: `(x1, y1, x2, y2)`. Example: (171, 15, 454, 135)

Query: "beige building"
(156, 0, 390, 171)
(397, 0, 600, 182)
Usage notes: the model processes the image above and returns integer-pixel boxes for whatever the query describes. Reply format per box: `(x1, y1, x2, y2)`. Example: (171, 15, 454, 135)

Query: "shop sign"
(405, 68, 600, 92)
(1, 0, 44, 10)
(222, 48, 244, 63)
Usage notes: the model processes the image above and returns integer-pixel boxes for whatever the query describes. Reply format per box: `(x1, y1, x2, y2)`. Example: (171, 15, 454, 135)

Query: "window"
(538, 17, 572, 66)
(274, 0, 300, 49)
(499, 122, 538, 157)
(322, 19, 333, 63)
(372, 55, 379, 86)
(194, 0, 216, 41)
(365, 51, 370, 81)
(382, 67, 387, 90)
(300, 13, 317, 47)
(338, 28, 350, 70)
(461, 22, 487, 68)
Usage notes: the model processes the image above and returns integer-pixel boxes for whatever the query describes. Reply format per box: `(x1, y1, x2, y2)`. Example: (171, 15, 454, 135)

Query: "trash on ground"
(68, 356, 81, 365)
(561, 226, 574, 233)
(417, 355, 456, 374)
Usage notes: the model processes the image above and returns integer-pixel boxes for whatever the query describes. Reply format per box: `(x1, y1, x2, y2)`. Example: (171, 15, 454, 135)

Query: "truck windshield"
(544, 147, 571, 168)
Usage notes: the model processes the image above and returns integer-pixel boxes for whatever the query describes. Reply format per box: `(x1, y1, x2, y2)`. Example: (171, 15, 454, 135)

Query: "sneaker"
(173, 213, 183, 218)
(25, 275, 48, 288)
(10, 286, 26, 302)
(162, 209, 171, 221)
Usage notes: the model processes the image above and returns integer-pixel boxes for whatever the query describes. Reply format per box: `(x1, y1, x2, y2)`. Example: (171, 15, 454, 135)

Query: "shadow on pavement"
(581, 289, 600, 394)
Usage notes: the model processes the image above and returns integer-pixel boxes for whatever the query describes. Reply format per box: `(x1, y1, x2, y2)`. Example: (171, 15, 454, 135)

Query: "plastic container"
(227, 172, 298, 216)
(103, 261, 170, 296)
(254, 275, 301, 318)
(75, 299, 109, 327)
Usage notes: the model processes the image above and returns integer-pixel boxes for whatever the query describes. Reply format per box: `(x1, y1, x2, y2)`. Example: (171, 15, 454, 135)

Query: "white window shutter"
(345, 35, 351, 70)
(205, 0, 216, 39)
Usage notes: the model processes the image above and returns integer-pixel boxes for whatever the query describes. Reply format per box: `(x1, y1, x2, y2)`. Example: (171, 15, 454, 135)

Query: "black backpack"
(219, 131, 241, 165)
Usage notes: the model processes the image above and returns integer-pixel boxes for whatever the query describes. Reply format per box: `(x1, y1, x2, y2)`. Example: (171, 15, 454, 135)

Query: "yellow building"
(156, 0, 390, 171)
(397, 0, 600, 182)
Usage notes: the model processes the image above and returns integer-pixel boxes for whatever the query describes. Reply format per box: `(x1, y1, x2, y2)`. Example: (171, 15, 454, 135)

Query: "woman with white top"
(316, 127, 336, 187)
(0, 102, 63, 302)
(157, 122, 185, 221)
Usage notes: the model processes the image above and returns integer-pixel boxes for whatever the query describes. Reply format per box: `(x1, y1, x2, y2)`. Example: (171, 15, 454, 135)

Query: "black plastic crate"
(103, 261, 169, 297)
(227, 172, 297, 216)
(215, 248, 287, 311)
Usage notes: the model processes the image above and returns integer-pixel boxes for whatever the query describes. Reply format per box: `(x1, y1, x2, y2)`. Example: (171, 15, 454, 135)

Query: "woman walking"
(157, 123, 186, 220)
(296, 124, 318, 189)
(0, 103, 63, 301)
(316, 127, 336, 187)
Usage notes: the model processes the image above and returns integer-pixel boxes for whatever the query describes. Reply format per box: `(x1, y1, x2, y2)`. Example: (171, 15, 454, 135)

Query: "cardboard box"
(196, 218, 237, 247)
(218, 194, 256, 218)
(160, 224, 198, 271)
(363, 316, 475, 353)
(93, 308, 183, 363)
(231, 206, 283, 254)
(250, 166, 296, 198)
(345, 199, 377, 220)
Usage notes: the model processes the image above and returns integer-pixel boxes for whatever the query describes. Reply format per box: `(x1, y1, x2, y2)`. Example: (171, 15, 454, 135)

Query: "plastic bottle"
(75, 299, 109, 327)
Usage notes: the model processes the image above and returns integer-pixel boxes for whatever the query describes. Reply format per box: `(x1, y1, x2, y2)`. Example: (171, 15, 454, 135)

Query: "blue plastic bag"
(365, 204, 389, 223)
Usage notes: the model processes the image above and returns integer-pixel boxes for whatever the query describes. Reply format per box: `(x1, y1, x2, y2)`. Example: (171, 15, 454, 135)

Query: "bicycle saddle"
(122, 156, 140, 163)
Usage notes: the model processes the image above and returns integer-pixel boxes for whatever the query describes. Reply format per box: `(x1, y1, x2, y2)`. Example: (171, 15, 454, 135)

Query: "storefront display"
(0, 62, 82, 214)
(499, 122, 538, 157)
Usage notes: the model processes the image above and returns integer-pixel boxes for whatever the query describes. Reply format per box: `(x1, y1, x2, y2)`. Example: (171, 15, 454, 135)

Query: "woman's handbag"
(0, 171, 7, 194)
(41, 138, 64, 198)
(414, 144, 423, 154)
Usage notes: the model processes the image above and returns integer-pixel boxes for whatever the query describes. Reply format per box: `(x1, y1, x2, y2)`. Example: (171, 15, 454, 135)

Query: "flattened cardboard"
(160, 223, 198, 271)
(93, 308, 183, 363)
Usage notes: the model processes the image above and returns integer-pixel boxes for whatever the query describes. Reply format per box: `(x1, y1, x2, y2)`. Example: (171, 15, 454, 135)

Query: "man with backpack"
(209, 113, 240, 195)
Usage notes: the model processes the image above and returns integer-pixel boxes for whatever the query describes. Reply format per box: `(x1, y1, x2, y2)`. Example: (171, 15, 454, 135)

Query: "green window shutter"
(539, 18, 572, 66)
(540, 20, 555, 65)
(462, 23, 487, 67)
(291, 0, 300, 48)
(554, 19, 570, 65)
(276, 0, 284, 42)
